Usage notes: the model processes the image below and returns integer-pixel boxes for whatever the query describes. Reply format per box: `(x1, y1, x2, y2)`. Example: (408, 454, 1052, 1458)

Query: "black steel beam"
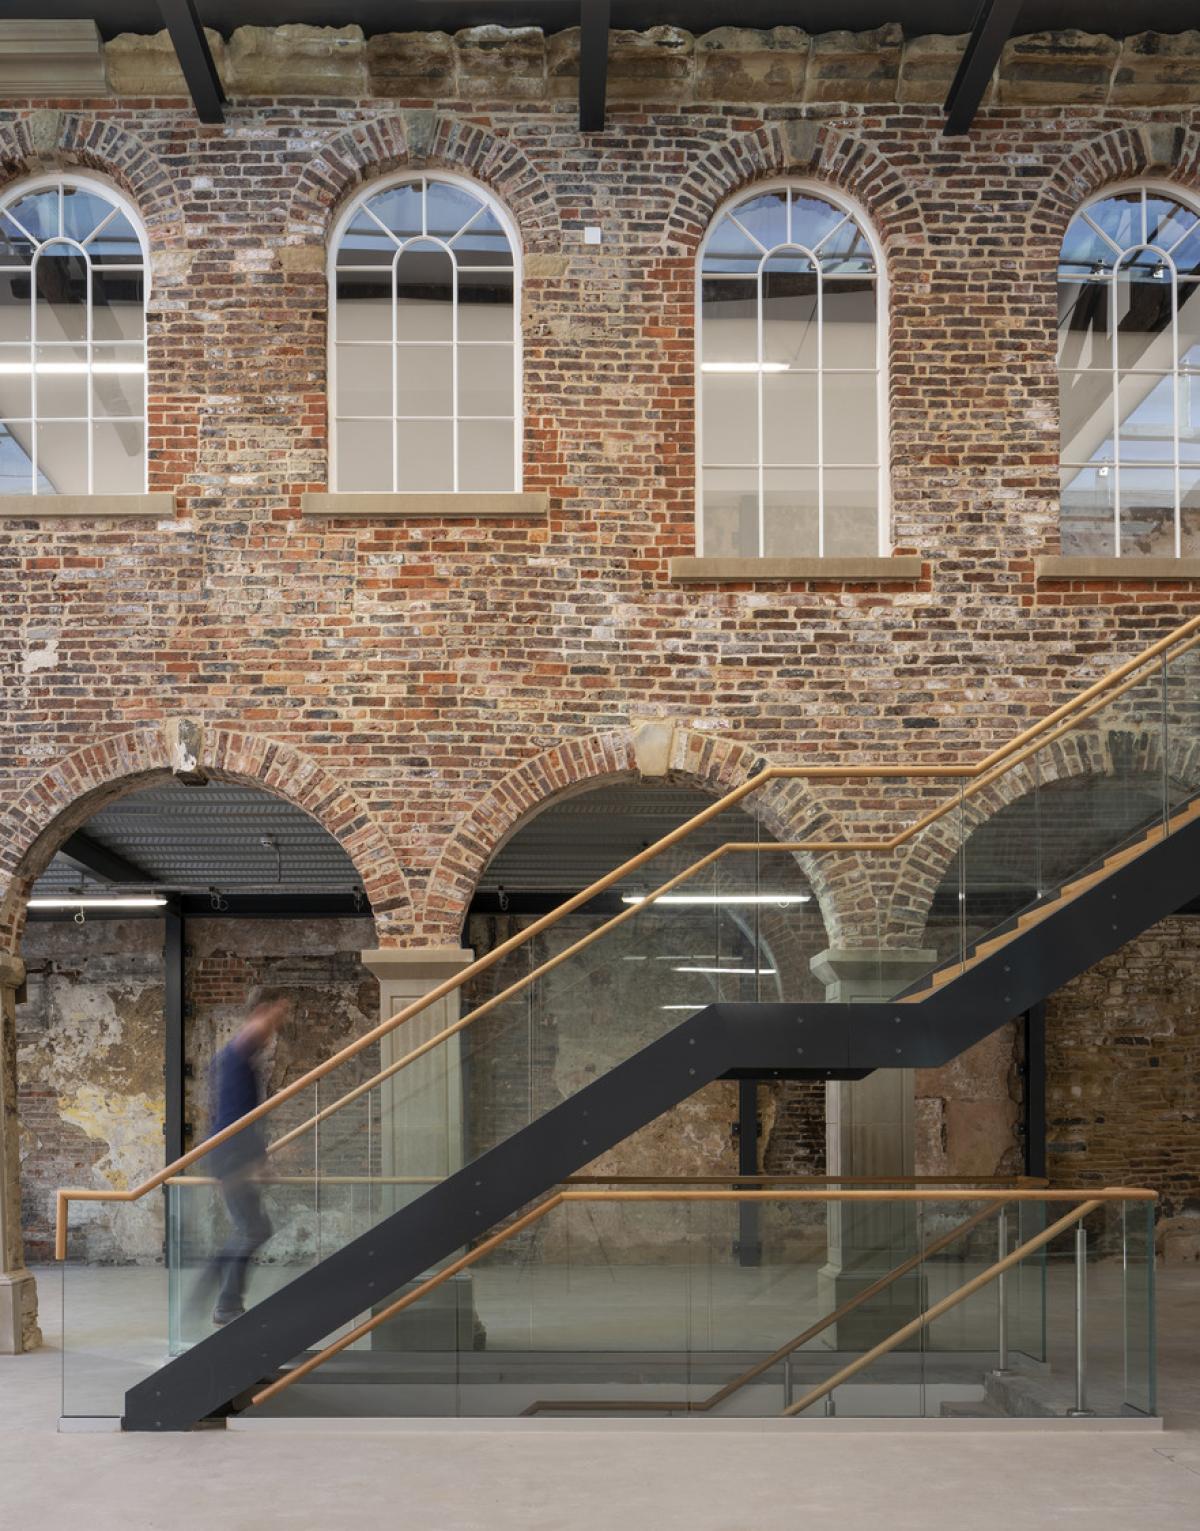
(59, 830, 153, 885)
(735, 1078, 762, 1266)
(579, 0, 610, 133)
(943, 0, 1022, 135)
(163, 906, 185, 1166)
(158, 0, 226, 123)
(1023, 1002, 1047, 1180)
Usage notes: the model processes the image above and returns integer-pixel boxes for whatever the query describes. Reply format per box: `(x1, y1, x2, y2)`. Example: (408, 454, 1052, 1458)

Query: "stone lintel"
(361, 946, 475, 984)
(0, 494, 174, 519)
(669, 555, 924, 583)
(301, 492, 549, 519)
(0, 20, 107, 97)
(1036, 556, 1200, 580)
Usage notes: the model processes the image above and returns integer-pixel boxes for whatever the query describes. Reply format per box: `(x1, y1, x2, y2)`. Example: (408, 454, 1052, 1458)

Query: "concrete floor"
(0, 1268, 1198, 1529)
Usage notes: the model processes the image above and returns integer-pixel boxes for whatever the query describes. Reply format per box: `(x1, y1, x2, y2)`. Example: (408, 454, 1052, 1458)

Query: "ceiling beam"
(943, 0, 1022, 135)
(158, 0, 226, 124)
(579, 0, 610, 133)
(59, 830, 156, 885)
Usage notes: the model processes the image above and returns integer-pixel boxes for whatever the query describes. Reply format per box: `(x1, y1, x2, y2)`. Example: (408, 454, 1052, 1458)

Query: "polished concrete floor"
(1, 1266, 1198, 1529)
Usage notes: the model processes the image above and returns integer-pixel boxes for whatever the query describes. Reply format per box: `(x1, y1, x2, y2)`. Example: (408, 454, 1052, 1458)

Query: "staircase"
(57, 615, 1197, 1430)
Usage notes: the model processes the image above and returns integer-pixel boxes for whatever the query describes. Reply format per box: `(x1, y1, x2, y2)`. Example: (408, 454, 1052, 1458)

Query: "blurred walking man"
(207, 989, 292, 1326)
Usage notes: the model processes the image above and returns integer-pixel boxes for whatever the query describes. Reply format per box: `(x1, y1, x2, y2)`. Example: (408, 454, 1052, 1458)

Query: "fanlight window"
(331, 175, 519, 493)
(1058, 186, 1200, 557)
(699, 185, 884, 558)
(0, 178, 147, 495)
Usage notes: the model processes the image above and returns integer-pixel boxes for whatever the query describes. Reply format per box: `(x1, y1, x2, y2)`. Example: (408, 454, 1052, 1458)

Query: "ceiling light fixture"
(672, 965, 778, 976)
(622, 893, 811, 906)
(0, 361, 145, 376)
(701, 361, 789, 374)
(28, 895, 168, 909)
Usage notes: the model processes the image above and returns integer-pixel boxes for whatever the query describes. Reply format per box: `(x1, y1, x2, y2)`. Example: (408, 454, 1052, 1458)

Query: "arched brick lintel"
(286, 112, 559, 252)
(0, 113, 184, 238)
(1027, 123, 1200, 245)
(665, 120, 928, 260)
(419, 725, 872, 949)
(0, 725, 413, 955)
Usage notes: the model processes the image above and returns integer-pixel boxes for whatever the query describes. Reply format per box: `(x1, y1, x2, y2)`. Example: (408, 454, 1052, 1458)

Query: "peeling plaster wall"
(16, 915, 378, 1266)
(17, 919, 165, 1264)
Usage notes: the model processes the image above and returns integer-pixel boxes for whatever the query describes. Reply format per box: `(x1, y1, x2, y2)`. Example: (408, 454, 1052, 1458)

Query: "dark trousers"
(216, 1173, 273, 1312)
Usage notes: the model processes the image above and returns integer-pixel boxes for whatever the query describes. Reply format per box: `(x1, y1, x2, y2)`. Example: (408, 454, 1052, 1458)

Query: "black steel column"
(1023, 1002, 1046, 1179)
(735, 1078, 761, 1266)
(164, 904, 185, 1164)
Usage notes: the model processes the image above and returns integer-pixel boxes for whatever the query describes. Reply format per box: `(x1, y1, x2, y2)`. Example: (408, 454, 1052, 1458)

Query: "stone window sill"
(0, 494, 174, 518)
(1036, 556, 1200, 580)
(668, 555, 925, 583)
(301, 492, 549, 519)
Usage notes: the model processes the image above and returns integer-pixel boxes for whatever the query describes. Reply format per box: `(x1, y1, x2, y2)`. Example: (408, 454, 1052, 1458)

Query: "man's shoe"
(211, 1305, 244, 1326)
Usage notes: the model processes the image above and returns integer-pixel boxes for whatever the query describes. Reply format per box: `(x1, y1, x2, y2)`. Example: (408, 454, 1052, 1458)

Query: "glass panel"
(701, 466, 758, 556)
(456, 269, 514, 342)
(450, 205, 513, 265)
(335, 343, 391, 418)
(458, 344, 514, 417)
(5, 189, 58, 244)
(1145, 194, 1196, 253)
(1060, 465, 1115, 556)
(822, 281, 876, 367)
(701, 372, 756, 464)
(763, 467, 818, 556)
(789, 192, 849, 254)
(336, 206, 399, 266)
(425, 181, 485, 240)
(1119, 466, 1176, 556)
(703, 212, 761, 265)
(91, 270, 144, 341)
(36, 420, 88, 492)
(396, 419, 454, 491)
(1085, 193, 1143, 252)
(1123, 1200, 1156, 1416)
(364, 182, 423, 241)
(36, 345, 87, 418)
(459, 419, 515, 492)
(1059, 213, 1119, 271)
(336, 419, 391, 491)
(0, 421, 32, 492)
(34, 244, 87, 343)
(395, 243, 453, 343)
(0, 267, 30, 343)
(62, 1222, 167, 1420)
(728, 191, 787, 252)
(1114, 265, 1173, 370)
(824, 375, 877, 463)
(334, 270, 391, 343)
(92, 346, 144, 418)
(85, 212, 143, 265)
(62, 185, 121, 244)
(1060, 369, 1112, 461)
(1057, 277, 1110, 370)
(1182, 467, 1200, 555)
(700, 277, 757, 365)
(1117, 372, 1174, 463)
(823, 469, 879, 555)
(762, 264, 817, 368)
(93, 421, 145, 494)
(0, 347, 30, 418)
(395, 345, 452, 417)
(762, 371, 817, 464)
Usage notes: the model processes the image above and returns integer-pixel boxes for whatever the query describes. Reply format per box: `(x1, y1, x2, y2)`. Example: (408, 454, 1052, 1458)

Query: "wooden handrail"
(781, 1197, 1105, 1416)
(248, 1187, 1150, 1411)
(53, 611, 1200, 1254)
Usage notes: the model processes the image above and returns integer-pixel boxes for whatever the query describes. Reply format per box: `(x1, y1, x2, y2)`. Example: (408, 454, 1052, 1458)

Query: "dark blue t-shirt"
(209, 1038, 265, 1174)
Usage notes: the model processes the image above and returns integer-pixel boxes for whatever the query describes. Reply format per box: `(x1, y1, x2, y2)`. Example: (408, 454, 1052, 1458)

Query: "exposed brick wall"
(1046, 916, 1200, 1262)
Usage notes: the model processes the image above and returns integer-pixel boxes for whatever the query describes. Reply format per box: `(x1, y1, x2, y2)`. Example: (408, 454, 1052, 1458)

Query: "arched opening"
(459, 780, 831, 1192)
(15, 777, 380, 1300)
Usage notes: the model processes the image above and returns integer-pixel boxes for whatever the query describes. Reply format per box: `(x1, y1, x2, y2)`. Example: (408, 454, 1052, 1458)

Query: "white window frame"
(327, 171, 523, 494)
(695, 178, 890, 558)
(0, 171, 150, 496)
(1058, 179, 1200, 560)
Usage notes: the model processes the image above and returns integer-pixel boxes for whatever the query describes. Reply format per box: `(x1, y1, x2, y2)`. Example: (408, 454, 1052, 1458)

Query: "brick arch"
(0, 113, 183, 239)
(420, 725, 871, 947)
(1027, 124, 1200, 247)
(665, 120, 927, 259)
(0, 725, 413, 955)
(286, 111, 559, 251)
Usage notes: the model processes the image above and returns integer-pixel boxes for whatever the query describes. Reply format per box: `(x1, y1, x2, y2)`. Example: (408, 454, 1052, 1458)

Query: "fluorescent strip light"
(621, 894, 811, 906)
(700, 361, 788, 374)
(672, 966, 777, 976)
(661, 1005, 704, 1011)
(28, 896, 168, 909)
(0, 361, 145, 375)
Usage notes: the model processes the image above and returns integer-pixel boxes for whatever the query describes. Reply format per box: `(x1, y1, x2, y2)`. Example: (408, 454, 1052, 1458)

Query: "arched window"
(698, 183, 885, 559)
(329, 174, 520, 494)
(1058, 184, 1200, 557)
(0, 176, 147, 496)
